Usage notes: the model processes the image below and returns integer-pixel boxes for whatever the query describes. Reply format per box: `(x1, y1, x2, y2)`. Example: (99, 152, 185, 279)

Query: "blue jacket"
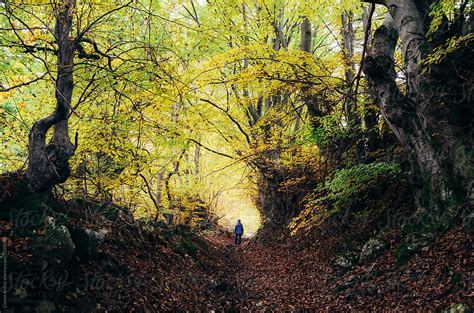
(235, 223, 244, 235)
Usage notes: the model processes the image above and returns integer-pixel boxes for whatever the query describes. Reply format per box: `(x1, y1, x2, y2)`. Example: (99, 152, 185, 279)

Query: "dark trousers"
(235, 234, 242, 245)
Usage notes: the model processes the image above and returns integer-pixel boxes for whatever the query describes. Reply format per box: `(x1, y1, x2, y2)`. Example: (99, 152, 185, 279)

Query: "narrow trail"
(202, 233, 327, 310)
(204, 234, 250, 309)
(202, 226, 472, 311)
(204, 233, 335, 310)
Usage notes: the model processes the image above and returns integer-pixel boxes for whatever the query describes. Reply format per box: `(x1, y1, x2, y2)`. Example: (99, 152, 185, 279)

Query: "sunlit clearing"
(199, 129, 261, 235)
(216, 187, 261, 237)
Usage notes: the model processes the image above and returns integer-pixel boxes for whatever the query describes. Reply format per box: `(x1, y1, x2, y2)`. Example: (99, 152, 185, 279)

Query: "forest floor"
(201, 225, 472, 311)
(3, 198, 472, 311)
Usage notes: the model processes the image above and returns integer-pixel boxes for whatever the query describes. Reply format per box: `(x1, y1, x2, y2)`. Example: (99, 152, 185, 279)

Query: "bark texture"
(341, 11, 358, 126)
(27, 0, 77, 192)
(363, 0, 474, 220)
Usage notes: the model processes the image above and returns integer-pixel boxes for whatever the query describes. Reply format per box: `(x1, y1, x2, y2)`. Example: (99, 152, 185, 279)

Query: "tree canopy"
(1, 0, 472, 311)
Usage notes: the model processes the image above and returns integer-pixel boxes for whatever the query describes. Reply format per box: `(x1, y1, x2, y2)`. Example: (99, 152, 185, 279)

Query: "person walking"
(234, 219, 244, 245)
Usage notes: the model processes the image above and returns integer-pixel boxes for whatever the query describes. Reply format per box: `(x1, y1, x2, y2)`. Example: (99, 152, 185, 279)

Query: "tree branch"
(75, 1, 133, 41)
(361, 0, 384, 4)
(187, 137, 235, 159)
(76, 37, 113, 70)
(0, 73, 47, 92)
(200, 98, 252, 145)
(347, 4, 375, 107)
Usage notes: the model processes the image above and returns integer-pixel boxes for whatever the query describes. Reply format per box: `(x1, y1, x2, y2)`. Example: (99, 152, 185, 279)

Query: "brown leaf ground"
(4, 211, 473, 311)
(225, 226, 472, 311)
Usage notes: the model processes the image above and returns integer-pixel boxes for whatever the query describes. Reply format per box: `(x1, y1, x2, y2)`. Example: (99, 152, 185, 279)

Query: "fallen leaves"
(3, 204, 472, 311)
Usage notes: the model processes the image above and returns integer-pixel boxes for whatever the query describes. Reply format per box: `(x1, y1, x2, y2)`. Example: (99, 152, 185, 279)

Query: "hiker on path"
(234, 220, 244, 245)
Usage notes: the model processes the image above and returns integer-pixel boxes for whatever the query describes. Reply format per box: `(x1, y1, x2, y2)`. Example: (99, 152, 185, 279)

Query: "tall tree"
(341, 10, 357, 126)
(363, 0, 473, 219)
(26, 0, 77, 192)
(1, 1, 133, 193)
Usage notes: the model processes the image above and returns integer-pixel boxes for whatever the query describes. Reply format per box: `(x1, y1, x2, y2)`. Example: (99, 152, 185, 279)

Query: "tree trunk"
(363, 0, 473, 225)
(194, 139, 201, 175)
(293, 17, 312, 133)
(362, 5, 380, 152)
(341, 11, 358, 126)
(27, 0, 77, 192)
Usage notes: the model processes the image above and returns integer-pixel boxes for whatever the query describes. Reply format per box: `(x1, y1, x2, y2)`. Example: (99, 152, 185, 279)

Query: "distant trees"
(2, 0, 471, 227)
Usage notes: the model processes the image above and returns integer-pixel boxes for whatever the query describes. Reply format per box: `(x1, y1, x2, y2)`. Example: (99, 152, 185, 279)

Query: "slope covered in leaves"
(2, 187, 472, 312)
(2, 195, 239, 311)
(232, 224, 472, 310)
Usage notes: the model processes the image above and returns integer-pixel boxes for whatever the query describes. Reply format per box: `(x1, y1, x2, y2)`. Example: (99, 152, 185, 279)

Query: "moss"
(98, 203, 120, 221)
(453, 142, 473, 177)
(324, 161, 401, 215)
(31, 224, 75, 266)
(11, 195, 50, 237)
(394, 242, 410, 266)
(176, 241, 198, 258)
(403, 167, 463, 234)
(403, 199, 461, 235)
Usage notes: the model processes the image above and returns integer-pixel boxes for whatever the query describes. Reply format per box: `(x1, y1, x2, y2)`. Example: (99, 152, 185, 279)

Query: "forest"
(0, 0, 472, 311)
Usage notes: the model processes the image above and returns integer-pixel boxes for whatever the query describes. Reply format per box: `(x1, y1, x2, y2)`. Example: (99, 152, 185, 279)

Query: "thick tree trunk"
(27, 0, 77, 192)
(363, 0, 473, 224)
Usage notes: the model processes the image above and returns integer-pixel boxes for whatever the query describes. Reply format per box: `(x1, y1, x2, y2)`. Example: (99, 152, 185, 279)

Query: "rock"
(395, 232, 436, 265)
(333, 252, 357, 270)
(208, 277, 233, 293)
(363, 265, 380, 280)
(359, 238, 386, 263)
(335, 275, 359, 292)
(405, 232, 434, 252)
(444, 303, 471, 313)
(13, 286, 28, 301)
(69, 226, 108, 260)
(31, 219, 75, 266)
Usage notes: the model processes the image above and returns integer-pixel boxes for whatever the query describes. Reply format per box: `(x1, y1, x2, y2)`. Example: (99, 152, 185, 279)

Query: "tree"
(363, 0, 473, 223)
(1, 1, 133, 193)
(26, 0, 77, 192)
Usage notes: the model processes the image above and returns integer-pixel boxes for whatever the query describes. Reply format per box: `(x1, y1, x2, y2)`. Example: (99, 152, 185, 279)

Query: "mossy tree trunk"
(363, 0, 473, 227)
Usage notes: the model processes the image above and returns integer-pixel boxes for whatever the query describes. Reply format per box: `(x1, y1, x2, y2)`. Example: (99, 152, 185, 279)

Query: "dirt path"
(207, 235, 335, 311)
(203, 226, 472, 311)
(203, 234, 256, 310)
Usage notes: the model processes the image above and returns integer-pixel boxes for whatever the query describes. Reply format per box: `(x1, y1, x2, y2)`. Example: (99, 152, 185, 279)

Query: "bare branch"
(76, 37, 113, 69)
(361, 0, 384, 4)
(187, 137, 235, 159)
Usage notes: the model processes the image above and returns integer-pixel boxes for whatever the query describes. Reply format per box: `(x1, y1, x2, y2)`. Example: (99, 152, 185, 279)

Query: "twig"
(0, 73, 47, 92)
